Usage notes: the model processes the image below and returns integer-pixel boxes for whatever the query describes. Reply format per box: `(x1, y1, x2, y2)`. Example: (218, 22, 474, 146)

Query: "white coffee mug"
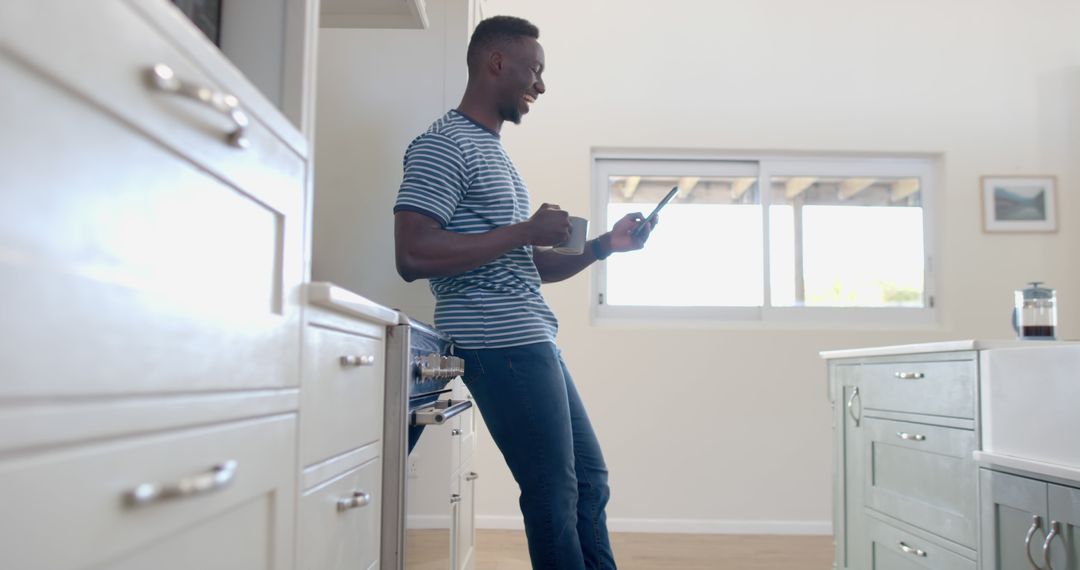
(553, 216, 588, 255)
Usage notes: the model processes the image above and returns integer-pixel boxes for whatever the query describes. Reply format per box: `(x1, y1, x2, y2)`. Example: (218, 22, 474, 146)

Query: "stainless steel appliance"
(382, 316, 470, 569)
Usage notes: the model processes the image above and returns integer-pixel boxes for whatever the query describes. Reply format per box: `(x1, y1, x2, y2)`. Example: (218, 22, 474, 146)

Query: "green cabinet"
(827, 350, 980, 570)
(980, 469, 1080, 570)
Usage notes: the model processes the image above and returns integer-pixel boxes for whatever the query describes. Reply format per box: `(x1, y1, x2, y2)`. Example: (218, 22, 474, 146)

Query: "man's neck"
(457, 88, 503, 134)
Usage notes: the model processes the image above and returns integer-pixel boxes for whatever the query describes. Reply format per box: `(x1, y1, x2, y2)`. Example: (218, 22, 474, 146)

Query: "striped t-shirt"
(394, 110, 558, 349)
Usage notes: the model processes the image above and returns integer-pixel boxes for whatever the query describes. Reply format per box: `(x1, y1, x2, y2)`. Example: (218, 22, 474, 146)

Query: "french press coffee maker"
(1012, 282, 1057, 340)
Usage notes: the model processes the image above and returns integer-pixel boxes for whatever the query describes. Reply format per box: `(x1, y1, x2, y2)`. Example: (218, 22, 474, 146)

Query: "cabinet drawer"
(1, 0, 305, 194)
(864, 417, 977, 547)
(867, 518, 975, 570)
(0, 8, 303, 399)
(301, 324, 385, 466)
(0, 414, 297, 570)
(300, 457, 382, 570)
(858, 359, 976, 418)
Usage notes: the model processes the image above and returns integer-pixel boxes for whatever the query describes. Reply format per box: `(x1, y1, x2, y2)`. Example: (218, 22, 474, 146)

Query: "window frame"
(590, 150, 940, 328)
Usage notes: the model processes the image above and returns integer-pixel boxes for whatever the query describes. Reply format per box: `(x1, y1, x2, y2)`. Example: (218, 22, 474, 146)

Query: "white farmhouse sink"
(981, 344, 1080, 471)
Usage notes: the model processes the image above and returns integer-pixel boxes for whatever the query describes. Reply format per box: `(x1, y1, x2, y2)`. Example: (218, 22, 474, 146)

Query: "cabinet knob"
(340, 355, 375, 367)
(465, 471, 479, 481)
(450, 493, 462, 504)
(337, 490, 372, 511)
(451, 428, 463, 436)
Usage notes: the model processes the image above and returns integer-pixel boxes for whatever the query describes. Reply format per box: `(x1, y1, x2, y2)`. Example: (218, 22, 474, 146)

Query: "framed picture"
(981, 176, 1058, 232)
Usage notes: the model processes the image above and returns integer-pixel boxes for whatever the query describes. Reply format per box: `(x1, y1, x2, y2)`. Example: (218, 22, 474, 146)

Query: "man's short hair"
(466, 16, 540, 69)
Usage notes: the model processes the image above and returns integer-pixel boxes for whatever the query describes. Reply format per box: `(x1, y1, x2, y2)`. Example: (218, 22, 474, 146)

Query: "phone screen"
(632, 186, 679, 237)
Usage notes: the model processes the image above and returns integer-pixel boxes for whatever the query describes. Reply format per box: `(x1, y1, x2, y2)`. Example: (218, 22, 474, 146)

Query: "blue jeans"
(457, 342, 616, 570)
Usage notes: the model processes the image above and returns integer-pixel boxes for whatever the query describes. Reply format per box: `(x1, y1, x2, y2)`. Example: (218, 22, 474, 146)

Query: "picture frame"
(981, 175, 1058, 233)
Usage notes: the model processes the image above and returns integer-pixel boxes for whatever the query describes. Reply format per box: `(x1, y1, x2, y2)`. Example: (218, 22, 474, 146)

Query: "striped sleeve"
(394, 132, 467, 226)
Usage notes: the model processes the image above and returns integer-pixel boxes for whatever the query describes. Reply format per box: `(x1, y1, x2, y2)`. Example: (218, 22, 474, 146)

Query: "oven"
(381, 316, 471, 569)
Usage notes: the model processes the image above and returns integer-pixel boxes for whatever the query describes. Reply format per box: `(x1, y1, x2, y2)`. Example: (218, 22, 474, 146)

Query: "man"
(393, 15, 654, 570)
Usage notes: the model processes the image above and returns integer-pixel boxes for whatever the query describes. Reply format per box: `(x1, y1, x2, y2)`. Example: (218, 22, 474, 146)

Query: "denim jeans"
(456, 342, 616, 570)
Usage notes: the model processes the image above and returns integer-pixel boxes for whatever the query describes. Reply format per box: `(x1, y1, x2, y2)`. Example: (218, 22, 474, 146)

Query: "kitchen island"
(822, 340, 1079, 570)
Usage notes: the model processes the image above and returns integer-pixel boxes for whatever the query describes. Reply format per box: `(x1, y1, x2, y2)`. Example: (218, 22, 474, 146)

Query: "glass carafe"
(1013, 282, 1057, 340)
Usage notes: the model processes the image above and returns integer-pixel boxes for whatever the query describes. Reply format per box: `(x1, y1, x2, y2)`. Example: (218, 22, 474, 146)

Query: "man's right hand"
(526, 203, 571, 246)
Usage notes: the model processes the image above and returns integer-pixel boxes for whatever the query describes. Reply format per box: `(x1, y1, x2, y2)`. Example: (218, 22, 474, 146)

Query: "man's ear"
(487, 50, 503, 75)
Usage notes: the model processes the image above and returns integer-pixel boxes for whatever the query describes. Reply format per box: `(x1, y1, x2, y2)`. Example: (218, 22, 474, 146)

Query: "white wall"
(316, 0, 1080, 534)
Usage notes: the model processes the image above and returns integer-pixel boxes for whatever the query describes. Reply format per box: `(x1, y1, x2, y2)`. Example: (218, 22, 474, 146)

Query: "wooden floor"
(475, 530, 833, 570)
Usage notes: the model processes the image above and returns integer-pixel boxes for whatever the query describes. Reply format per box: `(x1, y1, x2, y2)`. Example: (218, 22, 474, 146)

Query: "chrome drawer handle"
(1043, 520, 1060, 570)
(897, 432, 926, 442)
(894, 372, 925, 380)
(465, 471, 479, 481)
(145, 63, 250, 149)
(337, 490, 372, 512)
(125, 460, 238, 507)
(898, 542, 927, 557)
(340, 355, 375, 367)
(1025, 515, 1043, 570)
(450, 493, 462, 504)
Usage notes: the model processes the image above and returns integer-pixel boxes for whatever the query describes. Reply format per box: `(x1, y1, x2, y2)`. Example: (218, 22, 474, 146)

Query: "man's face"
(495, 38, 546, 125)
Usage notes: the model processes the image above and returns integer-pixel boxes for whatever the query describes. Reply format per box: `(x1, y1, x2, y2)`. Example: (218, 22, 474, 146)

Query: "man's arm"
(395, 204, 572, 282)
(533, 212, 655, 283)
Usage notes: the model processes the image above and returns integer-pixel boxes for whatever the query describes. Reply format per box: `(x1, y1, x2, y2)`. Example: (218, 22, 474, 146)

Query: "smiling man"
(393, 15, 653, 569)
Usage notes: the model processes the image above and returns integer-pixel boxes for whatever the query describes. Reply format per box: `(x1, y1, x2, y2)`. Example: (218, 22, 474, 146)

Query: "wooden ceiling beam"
(838, 178, 876, 200)
(891, 179, 921, 202)
(620, 176, 641, 200)
(730, 178, 755, 200)
(677, 176, 700, 195)
(785, 177, 817, 199)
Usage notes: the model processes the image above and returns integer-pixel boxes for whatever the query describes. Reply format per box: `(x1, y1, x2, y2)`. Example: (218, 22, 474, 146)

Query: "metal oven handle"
(412, 399, 473, 426)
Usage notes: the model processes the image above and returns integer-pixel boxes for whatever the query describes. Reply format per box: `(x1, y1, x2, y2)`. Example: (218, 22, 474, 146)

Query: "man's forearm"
(534, 234, 610, 283)
(396, 217, 531, 282)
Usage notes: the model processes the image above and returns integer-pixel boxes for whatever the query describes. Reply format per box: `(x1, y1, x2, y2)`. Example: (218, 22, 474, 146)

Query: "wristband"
(590, 238, 611, 260)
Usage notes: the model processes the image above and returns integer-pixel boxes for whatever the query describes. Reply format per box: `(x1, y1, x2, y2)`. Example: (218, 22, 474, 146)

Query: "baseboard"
(477, 515, 832, 535)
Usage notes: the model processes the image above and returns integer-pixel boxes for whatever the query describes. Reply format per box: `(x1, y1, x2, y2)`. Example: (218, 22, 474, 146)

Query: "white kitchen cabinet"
(298, 285, 399, 570)
(0, 415, 298, 570)
(300, 307, 388, 467)
(0, 0, 306, 399)
(0, 0, 313, 568)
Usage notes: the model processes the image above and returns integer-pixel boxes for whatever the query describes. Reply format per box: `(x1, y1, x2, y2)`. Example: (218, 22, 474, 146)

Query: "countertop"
(974, 451, 1080, 486)
(819, 339, 1076, 359)
(305, 282, 399, 326)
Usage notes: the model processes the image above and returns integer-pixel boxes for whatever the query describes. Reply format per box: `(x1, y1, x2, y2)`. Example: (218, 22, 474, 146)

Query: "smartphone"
(631, 186, 679, 238)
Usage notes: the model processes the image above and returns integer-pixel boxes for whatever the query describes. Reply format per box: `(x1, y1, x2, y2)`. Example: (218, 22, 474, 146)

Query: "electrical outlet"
(407, 458, 419, 479)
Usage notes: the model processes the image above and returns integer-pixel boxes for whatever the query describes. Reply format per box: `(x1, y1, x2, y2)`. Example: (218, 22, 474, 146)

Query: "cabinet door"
(979, 469, 1049, 570)
(834, 364, 869, 569)
(0, 0, 304, 399)
(1047, 483, 1080, 570)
